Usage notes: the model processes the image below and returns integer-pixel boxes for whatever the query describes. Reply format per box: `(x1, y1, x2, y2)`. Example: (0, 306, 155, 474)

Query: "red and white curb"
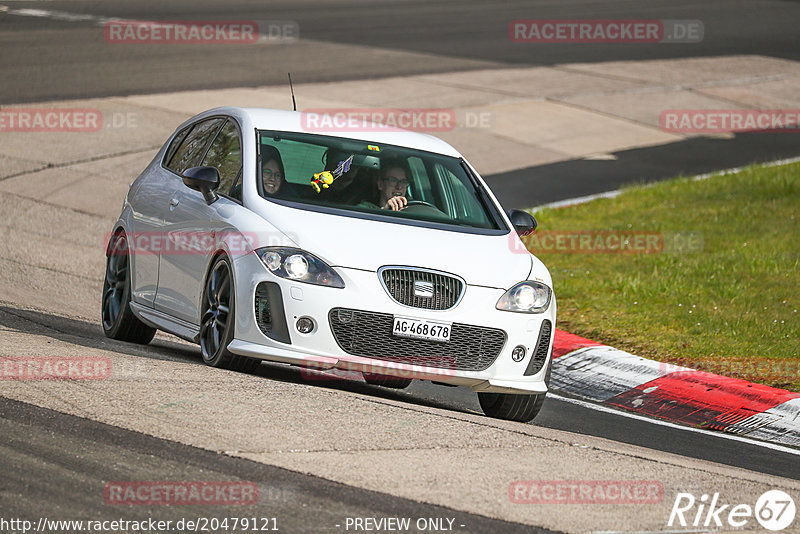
(550, 330, 800, 447)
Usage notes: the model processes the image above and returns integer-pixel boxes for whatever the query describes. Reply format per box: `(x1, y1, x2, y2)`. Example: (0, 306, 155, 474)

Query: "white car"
(102, 107, 556, 422)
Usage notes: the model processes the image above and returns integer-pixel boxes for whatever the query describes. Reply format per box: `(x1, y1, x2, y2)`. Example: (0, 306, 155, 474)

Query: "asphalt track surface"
(2, 0, 800, 531)
(2, 0, 800, 103)
(489, 132, 800, 208)
(3, 306, 800, 479)
(0, 396, 551, 534)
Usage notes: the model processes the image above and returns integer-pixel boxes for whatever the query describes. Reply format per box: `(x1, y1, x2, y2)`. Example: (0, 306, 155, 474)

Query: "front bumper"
(228, 253, 555, 394)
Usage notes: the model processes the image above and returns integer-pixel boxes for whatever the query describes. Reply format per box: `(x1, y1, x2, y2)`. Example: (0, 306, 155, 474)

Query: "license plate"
(392, 316, 452, 343)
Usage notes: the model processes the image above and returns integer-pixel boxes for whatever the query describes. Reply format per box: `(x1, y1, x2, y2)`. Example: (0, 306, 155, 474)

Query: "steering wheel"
(404, 200, 438, 209)
(400, 200, 448, 220)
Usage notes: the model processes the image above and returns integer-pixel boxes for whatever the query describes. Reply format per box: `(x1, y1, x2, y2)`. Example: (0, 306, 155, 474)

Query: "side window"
(202, 120, 242, 196)
(167, 118, 224, 174)
(163, 125, 191, 166)
(229, 171, 243, 202)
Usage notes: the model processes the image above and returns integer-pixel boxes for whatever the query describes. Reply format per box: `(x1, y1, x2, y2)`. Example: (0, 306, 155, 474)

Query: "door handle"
(169, 196, 180, 208)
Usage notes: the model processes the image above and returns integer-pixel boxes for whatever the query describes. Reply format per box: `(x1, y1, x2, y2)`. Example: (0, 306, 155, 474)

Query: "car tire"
(199, 255, 260, 374)
(478, 353, 552, 422)
(102, 232, 157, 344)
(478, 392, 546, 422)
(362, 372, 413, 389)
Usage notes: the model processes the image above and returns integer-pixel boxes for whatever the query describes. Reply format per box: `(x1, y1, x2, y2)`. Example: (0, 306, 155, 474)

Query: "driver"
(359, 158, 411, 211)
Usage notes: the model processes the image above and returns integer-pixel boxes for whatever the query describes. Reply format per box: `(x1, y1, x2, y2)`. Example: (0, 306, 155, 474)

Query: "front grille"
(329, 308, 505, 371)
(380, 267, 464, 310)
(524, 319, 552, 376)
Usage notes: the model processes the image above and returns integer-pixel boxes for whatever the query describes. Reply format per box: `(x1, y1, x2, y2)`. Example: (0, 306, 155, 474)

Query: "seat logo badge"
(414, 280, 434, 298)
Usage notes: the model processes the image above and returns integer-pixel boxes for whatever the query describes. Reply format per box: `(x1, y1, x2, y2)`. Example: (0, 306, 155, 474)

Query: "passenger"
(359, 158, 411, 211)
(261, 145, 287, 196)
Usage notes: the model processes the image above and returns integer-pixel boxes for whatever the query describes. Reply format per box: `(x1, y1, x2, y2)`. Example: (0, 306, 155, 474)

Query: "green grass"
(526, 161, 800, 391)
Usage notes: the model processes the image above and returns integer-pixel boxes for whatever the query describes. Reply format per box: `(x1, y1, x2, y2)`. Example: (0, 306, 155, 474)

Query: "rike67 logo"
(668, 490, 796, 531)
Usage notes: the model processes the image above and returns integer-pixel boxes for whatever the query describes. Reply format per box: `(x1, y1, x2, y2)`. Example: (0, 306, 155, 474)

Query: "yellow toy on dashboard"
(310, 154, 354, 193)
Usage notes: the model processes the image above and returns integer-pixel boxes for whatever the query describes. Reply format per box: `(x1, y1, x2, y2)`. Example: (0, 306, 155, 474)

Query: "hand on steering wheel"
(384, 196, 408, 211)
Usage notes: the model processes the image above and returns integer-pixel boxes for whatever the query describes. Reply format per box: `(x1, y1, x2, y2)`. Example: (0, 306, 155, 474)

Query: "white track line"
(0, 6, 293, 44)
(4, 7, 97, 21)
(550, 393, 800, 456)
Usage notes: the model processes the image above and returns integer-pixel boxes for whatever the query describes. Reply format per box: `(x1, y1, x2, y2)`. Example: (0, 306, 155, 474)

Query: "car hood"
(261, 206, 532, 289)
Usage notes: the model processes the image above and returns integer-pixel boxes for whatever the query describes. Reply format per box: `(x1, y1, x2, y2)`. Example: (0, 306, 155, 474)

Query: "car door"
(127, 125, 192, 305)
(156, 118, 247, 325)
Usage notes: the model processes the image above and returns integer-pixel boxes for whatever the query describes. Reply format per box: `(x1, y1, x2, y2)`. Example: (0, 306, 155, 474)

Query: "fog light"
(511, 345, 526, 362)
(296, 317, 315, 334)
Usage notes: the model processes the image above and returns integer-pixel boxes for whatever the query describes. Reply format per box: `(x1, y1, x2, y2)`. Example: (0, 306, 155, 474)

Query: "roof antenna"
(288, 73, 297, 111)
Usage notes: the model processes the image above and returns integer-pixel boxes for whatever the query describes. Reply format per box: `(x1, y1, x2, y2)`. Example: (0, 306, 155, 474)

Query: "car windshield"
(256, 130, 506, 231)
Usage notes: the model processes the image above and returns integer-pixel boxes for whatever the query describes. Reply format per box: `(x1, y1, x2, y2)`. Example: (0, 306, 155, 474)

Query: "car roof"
(195, 106, 464, 158)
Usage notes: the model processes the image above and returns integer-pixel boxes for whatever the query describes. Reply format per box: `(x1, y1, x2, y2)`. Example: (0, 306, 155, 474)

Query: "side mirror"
(182, 166, 220, 205)
(507, 209, 537, 237)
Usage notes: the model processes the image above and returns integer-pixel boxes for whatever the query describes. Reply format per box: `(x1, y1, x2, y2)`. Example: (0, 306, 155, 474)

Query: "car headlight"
(256, 247, 345, 288)
(496, 281, 551, 313)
